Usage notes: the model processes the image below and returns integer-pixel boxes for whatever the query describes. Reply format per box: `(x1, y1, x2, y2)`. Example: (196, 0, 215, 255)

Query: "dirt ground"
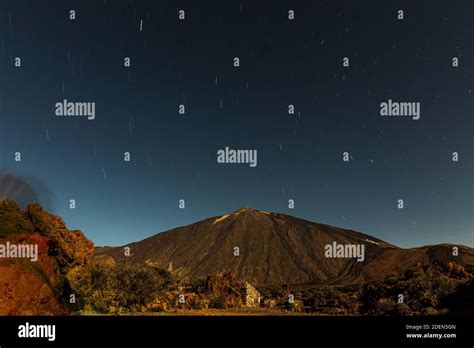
(133, 308, 321, 316)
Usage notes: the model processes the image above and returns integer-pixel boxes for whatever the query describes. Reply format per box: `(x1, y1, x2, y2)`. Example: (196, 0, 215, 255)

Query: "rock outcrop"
(26, 203, 94, 291)
(0, 199, 34, 238)
(0, 233, 68, 315)
(0, 200, 94, 315)
(242, 281, 261, 307)
(206, 272, 243, 307)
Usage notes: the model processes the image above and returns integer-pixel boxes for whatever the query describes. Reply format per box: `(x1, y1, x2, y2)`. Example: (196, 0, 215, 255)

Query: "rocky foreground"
(0, 199, 472, 316)
(0, 199, 94, 315)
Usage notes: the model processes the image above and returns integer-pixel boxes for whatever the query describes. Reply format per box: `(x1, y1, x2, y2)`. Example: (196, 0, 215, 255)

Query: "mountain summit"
(95, 208, 474, 285)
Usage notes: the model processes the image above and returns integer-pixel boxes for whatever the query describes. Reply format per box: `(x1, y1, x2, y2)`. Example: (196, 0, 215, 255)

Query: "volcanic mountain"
(94, 208, 474, 286)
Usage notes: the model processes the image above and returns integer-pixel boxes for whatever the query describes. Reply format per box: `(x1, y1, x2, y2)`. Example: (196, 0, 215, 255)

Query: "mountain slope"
(94, 208, 474, 285)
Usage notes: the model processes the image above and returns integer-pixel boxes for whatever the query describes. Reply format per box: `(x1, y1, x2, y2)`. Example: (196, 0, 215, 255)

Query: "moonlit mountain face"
(95, 208, 474, 285)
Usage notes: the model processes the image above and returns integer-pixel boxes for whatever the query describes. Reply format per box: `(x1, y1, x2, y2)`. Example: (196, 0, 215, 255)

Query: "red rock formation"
(0, 233, 68, 315)
(0, 200, 94, 315)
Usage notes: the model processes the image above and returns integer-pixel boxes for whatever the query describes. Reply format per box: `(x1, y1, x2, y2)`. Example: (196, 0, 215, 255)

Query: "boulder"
(0, 200, 95, 315)
(242, 281, 261, 307)
(206, 272, 243, 307)
(263, 298, 278, 308)
(0, 233, 68, 315)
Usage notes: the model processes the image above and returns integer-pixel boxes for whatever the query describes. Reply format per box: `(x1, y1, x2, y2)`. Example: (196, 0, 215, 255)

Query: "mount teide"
(95, 208, 474, 286)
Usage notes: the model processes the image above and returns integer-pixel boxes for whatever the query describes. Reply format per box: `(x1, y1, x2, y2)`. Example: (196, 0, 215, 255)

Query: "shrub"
(189, 296, 208, 310)
(208, 295, 227, 309)
(393, 303, 412, 316)
(78, 263, 173, 314)
(422, 307, 439, 316)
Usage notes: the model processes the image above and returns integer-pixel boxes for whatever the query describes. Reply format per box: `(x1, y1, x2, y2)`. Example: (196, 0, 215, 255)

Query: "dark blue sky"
(0, 0, 472, 248)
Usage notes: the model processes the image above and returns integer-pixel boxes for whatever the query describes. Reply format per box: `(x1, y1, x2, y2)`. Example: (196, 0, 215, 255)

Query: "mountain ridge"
(95, 207, 474, 285)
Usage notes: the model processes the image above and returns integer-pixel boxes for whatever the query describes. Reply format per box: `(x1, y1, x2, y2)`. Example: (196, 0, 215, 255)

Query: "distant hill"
(95, 207, 474, 285)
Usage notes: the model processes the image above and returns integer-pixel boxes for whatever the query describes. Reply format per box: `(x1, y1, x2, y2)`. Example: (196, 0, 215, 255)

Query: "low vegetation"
(70, 259, 472, 316)
(74, 263, 175, 314)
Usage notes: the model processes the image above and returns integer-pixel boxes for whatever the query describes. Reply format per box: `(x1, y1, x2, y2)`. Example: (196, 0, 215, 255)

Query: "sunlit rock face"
(0, 199, 94, 315)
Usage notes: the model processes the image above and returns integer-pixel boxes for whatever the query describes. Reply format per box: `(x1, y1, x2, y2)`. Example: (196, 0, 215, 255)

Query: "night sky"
(0, 0, 472, 248)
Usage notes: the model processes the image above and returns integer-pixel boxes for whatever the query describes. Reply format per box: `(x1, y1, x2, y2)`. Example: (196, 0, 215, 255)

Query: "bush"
(393, 303, 412, 316)
(208, 295, 227, 309)
(78, 263, 173, 314)
(269, 287, 287, 298)
(189, 296, 208, 310)
(360, 282, 383, 314)
(422, 307, 439, 316)
(384, 275, 398, 285)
